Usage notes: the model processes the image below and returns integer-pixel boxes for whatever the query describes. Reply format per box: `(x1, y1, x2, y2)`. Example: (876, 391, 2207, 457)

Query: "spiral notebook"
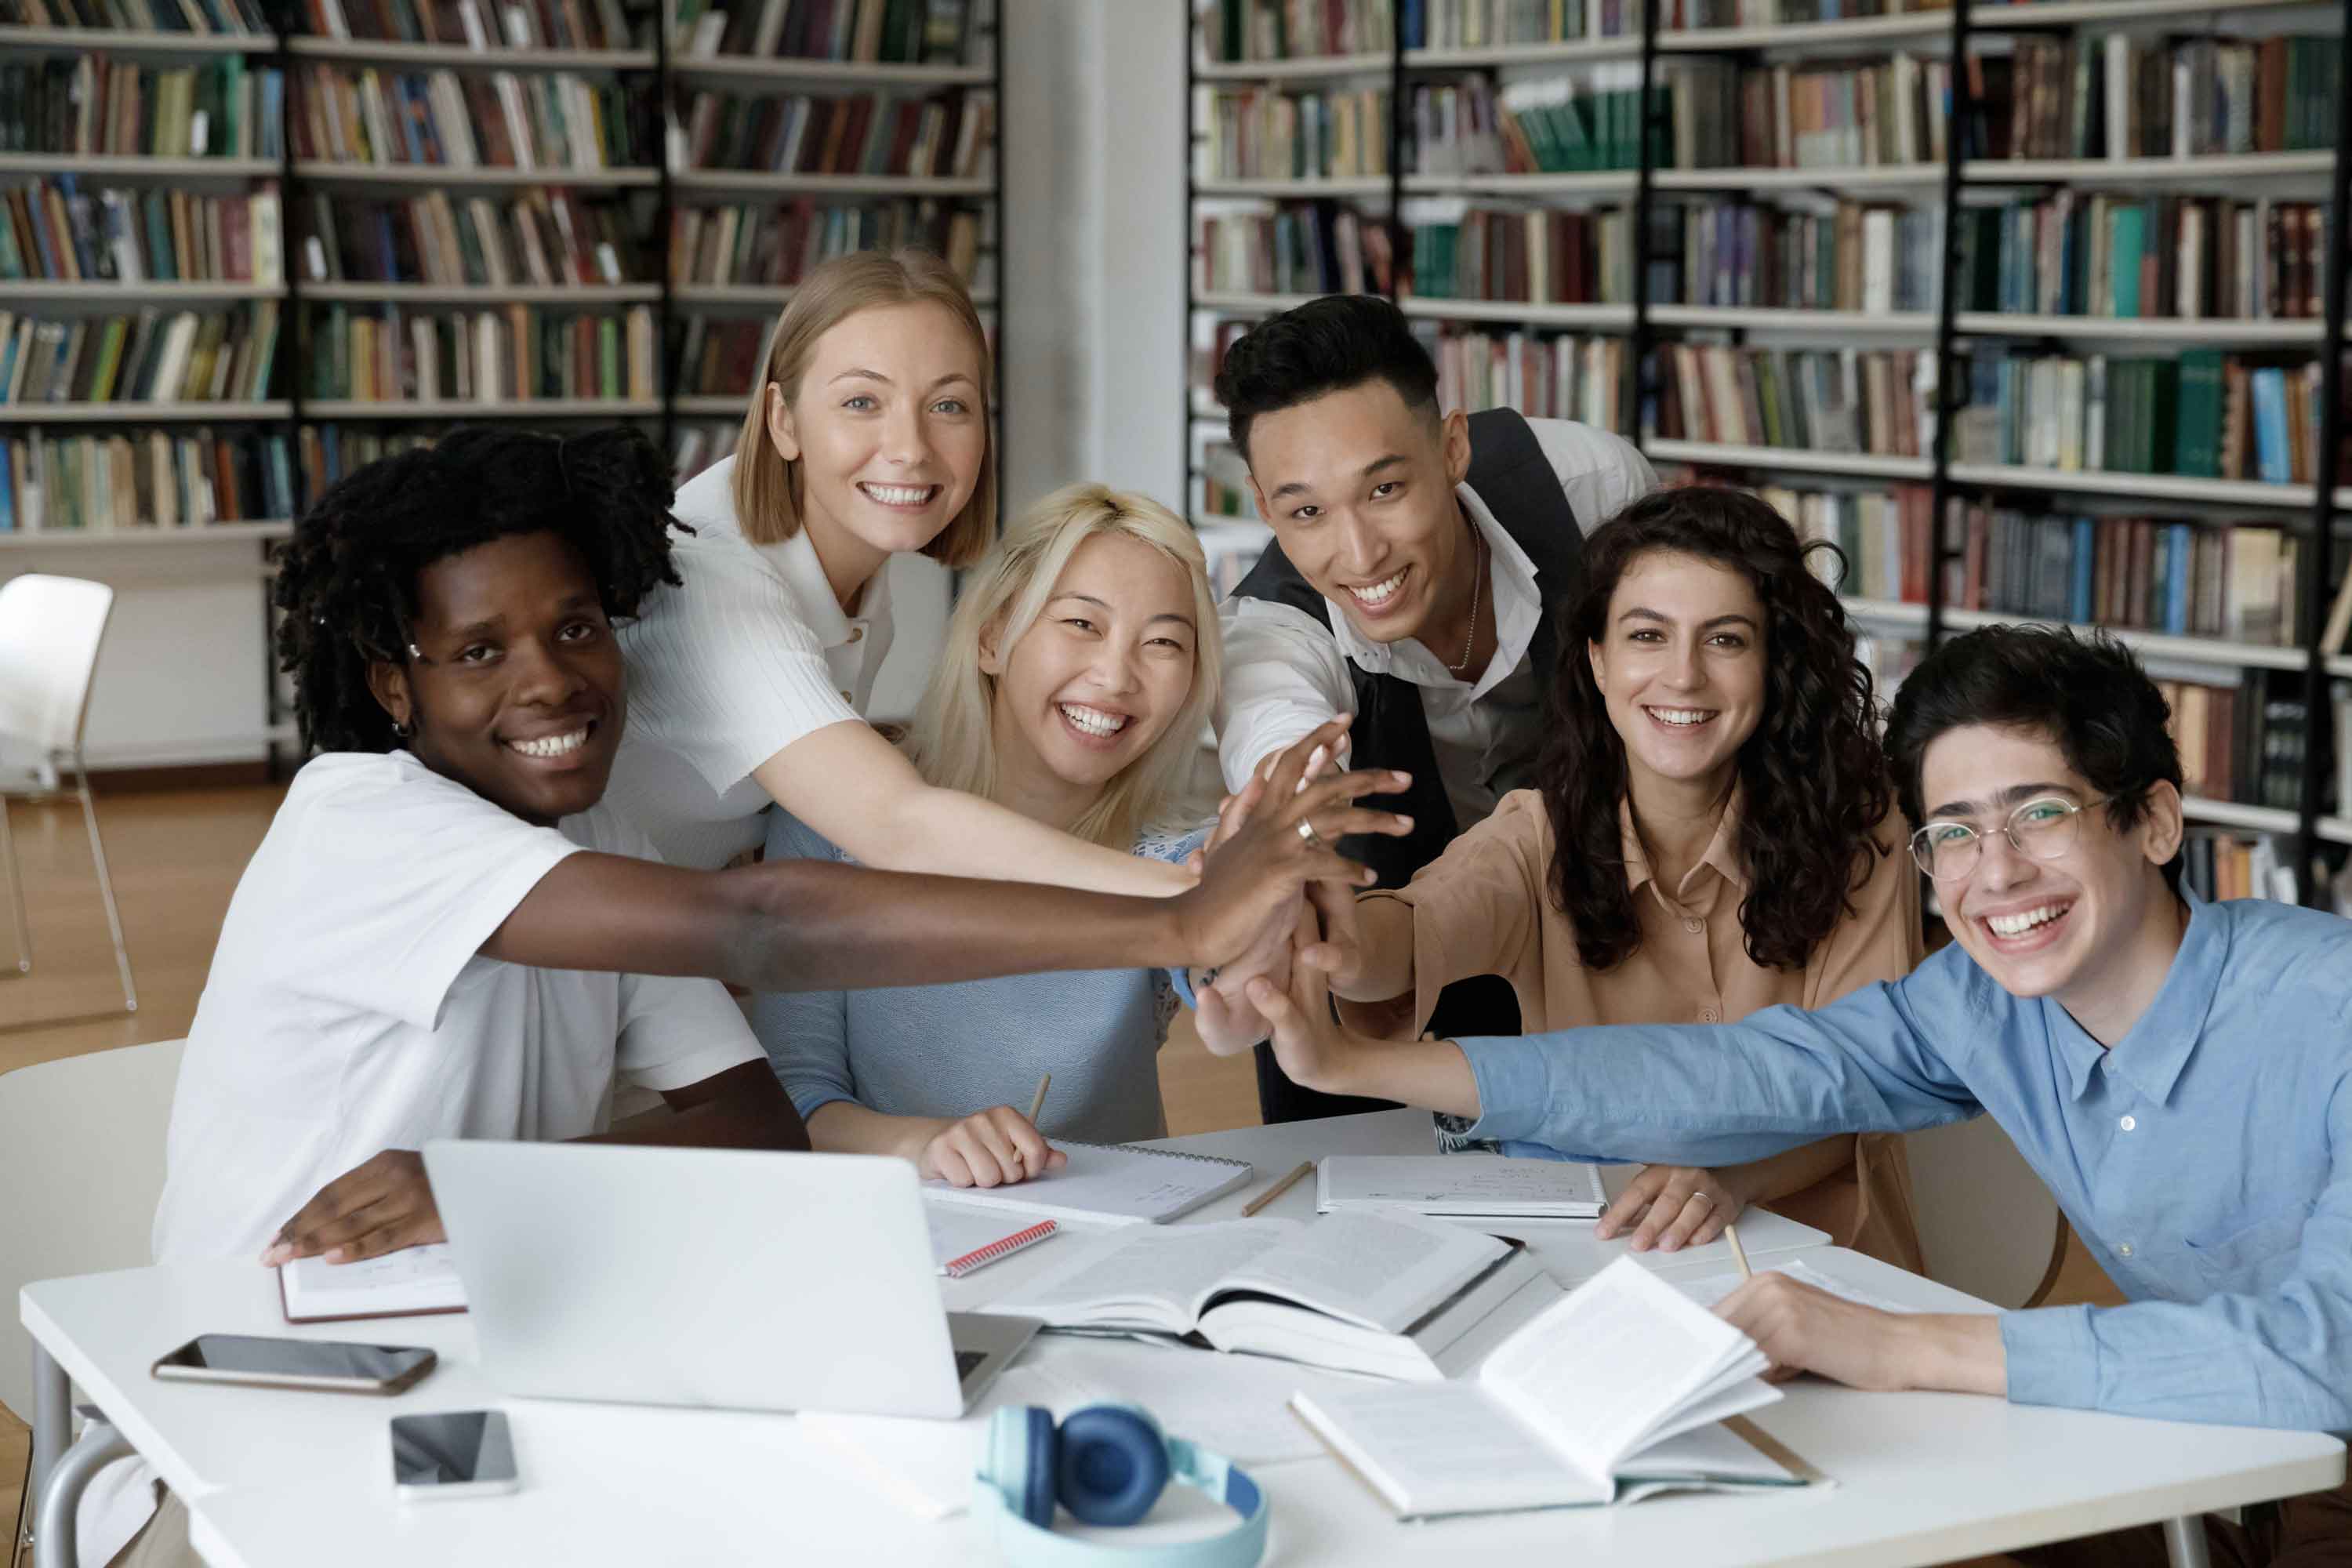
(924, 1142, 1254, 1226)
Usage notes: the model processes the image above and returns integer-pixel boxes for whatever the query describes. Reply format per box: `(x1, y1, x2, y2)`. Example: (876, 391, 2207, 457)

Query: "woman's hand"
(259, 1149, 444, 1266)
(917, 1106, 1068, 1189)
(1595, 1163, 1749, 1253)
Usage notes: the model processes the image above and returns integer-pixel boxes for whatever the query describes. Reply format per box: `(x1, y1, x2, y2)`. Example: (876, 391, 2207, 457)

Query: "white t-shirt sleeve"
(274, 755, 583, 1030)
(1528, 417, 1658, 534)
(1213, 595, 1357, 793)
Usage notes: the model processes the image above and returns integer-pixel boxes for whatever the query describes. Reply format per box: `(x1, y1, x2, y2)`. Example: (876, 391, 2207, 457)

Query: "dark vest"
(1230, 408, 1589, 1123)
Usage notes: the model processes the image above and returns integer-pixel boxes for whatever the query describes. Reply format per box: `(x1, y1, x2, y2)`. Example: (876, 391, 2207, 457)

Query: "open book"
(278, 1243, 467, 1323)
(978, 1210, 1562, 1381)
(1317, 1154, 1608, 1218)
(1291, 1258, 1806, 1517)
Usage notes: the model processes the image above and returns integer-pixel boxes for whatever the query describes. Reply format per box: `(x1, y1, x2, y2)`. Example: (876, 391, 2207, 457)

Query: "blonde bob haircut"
(902, 484, 1222, 851)
(731, 249, 996, 566)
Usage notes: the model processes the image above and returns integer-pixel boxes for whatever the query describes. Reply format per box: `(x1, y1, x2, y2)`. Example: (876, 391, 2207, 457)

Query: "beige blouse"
(1340, 786, 1926, 1270)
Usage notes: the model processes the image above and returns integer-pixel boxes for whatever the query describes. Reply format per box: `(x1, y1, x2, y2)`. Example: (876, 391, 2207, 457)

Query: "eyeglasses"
(1908, 795, 2110, 880)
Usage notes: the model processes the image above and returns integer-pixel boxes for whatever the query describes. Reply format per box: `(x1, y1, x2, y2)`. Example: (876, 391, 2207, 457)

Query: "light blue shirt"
(1457, 895, 2352, 1431)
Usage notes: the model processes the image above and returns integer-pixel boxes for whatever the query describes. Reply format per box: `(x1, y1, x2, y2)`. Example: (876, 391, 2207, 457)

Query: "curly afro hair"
(272, 424, 684, 755)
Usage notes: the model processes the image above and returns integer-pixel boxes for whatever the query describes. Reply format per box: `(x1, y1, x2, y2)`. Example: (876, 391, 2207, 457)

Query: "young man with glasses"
(1248, 624, 2350, 1563)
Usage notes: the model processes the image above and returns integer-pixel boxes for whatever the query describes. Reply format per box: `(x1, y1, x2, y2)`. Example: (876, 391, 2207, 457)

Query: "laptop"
(422, 1140, 1040, 1420)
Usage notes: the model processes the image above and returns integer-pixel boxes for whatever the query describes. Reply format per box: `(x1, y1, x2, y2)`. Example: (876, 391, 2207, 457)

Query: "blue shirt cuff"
(2000, 1305, 2101, 1411)
(1458, 1034, 1555, 1146)
(1170, 966, 1198, 1011)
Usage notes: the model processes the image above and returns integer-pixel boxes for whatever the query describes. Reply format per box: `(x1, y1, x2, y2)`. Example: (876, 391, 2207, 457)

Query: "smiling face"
(1919, 723, 2185, 1018)
(1586, 550, 1767, 799)
(365, 530, 623, 826)
(768, 299, 987, 589)
(1245, 379, 1473, 647)
(980, 532, 1200, 815)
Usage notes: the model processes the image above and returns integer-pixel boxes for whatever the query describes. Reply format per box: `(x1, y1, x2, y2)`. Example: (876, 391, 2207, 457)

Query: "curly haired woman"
(1308, 484, 1927, 1269)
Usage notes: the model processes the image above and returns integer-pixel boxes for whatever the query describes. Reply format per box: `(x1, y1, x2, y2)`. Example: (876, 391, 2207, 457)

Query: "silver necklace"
(1446, 525, 1486, 676)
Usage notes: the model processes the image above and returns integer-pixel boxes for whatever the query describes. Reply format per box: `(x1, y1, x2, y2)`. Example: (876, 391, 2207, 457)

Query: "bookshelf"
(0, 0, 1003, 771)
(1185, 0, 2348, 906)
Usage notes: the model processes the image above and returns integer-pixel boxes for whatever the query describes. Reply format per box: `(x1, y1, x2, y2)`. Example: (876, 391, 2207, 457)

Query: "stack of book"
(2, 179, 285, 287)
(1664, 0, 1948, 25)
(303, 190, 641, 286)
(1654, 197, 1938, 311)
(676, 317, 764, 396)
(1416, 72, 1656, 176)
(1664, 56, 1949, 170)
(292, 64, 644, 172)
(1405, 202, 1630, 306)
(1955, 194, 2333, 321)
(302, 301, 655, 403)
(1196, 202, 1392, 296)
(1, 0, 271, 31)
(1965, 34, 2342, 162)
(669, 0, 977, 62)
(674, 88, 995, 180)
(296, 0, 635, 49)
(2154, 673, 2309, 812)
(0, 304, 280, 407)
(1942, 506, 2301, 645)
(1202, 0, 1391, 64)
(1653, 343, 1929, 458)
(1764, 480, 1933, 604)
(1198, 85, 1389, 181)
(1425, 324, 1629, 430)
(1409, 0, 1639, 47)
(670, 198, 984, 289)
(2, 57, 284, 160)
(0, 427, 292, 532)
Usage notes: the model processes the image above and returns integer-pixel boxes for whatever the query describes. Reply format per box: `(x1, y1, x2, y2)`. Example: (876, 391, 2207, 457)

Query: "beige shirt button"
(1682, 917, 1704, 934)
(847, 626, 865, 644)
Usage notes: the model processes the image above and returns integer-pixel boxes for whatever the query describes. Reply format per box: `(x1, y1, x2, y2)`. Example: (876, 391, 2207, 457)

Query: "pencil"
(1726, 1221, 1753, 1280)
(1242, 1160, 1316, 1218)
(1026, 1073, 1051, 1123)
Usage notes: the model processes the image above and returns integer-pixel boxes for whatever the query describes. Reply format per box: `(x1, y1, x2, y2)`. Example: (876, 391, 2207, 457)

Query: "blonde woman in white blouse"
(604, 249, 1190, 892)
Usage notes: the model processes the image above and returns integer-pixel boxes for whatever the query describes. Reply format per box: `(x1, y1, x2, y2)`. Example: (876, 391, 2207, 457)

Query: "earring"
(391, 719, 413, 739)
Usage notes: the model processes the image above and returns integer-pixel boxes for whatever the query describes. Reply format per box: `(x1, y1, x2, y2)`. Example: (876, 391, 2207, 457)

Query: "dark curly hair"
(272, 425, 684, 755)
(1886, 624, 2185, 894)
(1540, 485, 1896, 971)
(1211, 294, 1439, 464)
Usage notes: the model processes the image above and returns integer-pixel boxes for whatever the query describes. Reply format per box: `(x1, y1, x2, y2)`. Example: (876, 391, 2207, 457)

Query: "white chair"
(1904, 1113, 2071, 1310)
(0, 1039, 184, 1566)
(0, 573, 136, 1013)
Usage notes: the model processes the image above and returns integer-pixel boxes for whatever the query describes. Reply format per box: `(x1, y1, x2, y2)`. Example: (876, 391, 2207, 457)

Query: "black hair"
(1539, 485, 1896, 972)
(272, 425, 684, 755)
(1886, 625, 2185, 895)
(1211, 295, 1440, 463)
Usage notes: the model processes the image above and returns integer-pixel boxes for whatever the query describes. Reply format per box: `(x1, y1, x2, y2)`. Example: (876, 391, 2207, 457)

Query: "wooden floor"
(0, 781, 2121, 1563)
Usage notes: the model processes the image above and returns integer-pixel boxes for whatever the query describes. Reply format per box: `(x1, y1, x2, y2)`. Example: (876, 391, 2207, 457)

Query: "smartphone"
(390, 1410, 519, 1501)
(151, 1334, 436, 1395)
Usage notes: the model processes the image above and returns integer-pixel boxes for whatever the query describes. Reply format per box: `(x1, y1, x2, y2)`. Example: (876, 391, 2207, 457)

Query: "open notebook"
(279, 1244, 467, 1324)
(1316, 1154, 1608, 1218)
(924, 1140, 1251, 1225)
(1291, 1258, 1808, 1517)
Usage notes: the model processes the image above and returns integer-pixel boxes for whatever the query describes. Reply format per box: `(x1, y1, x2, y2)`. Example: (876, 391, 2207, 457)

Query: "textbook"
(1316, 1154, 1608, 1219)
(278, 1243, 466, 1324)
(924, 1141, 1252, 1226)
(979, 1210, 1563, 1382)
(1291, 1258, 1804, 1518)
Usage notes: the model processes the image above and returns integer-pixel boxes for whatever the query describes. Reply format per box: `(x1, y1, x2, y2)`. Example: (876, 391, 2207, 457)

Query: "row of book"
(2, 179, 285, 286)
(1202, 0, 1390, 64)
(1655, 198, 1937, 313)
(0, 426, 290, 532)
(301, 0, 630, 49)
(1655, 344, 1929, 458)
(670, 0, 978, 65)
(672, 419, 739, 484)
(1423, 325, 1632, 431)
(1766, 480, 1929, 604)
(1951, 349, 2348, 485)
(1416, 71, 1655, 176)
(676, 316, 762, 396)
(2156, 673, 2306, 811)
(1206, 0, 1961, 59)
(1956, 195, 2334, 323)
(292, 64, 645, 172)
(1403, 201, 1632, 307)
(0, 0, 271, 31)
(670, 198, 985, 290)
(1668, 56, 1947, 172)
(1662, 0, 1945, 25)
(2, 57, 284, 160)
(303, 301, 657, 402)
(1988, 34, 2341, 163)
(674, 88, 994, 180)
(1196, 201, 1395, 298)
(0, 305, 279, 406)
(2180, 832, 2294, 907)
(1406, 0, 1639, 47)
(1196, 87, 1389, 183)
(303, 188, 635, 288)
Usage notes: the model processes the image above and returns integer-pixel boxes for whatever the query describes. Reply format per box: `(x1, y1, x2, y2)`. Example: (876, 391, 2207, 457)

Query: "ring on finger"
(1684, 1191, 1714, 1209)
(1297, 818, 1327, 850)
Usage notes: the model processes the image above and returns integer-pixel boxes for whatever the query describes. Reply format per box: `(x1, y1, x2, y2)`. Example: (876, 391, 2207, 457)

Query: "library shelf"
(1401, 297, 1635, 327)
(1945, 463, 2352, 511)
(1404, 171, 1636, 196)
(2332, 654, 2352, 680)
(1652, 165, 1945, 191)
(1951, 314, 2328, 344)
(1965, 152, 2337, 184)
(1650, 306, 1933, 333)
(0, 155, 279, 181)
(1406, 35, 1642, 67)
(300, 282, 662, 303)
(1940, 607, 2313, 673)
(1658, 9, 1951, 52)
(282, 38, 655, 70)
(1193, 52, 1390, 82)
(0, 23, 266, 53)
(666, 170, 992, 198)
(672, 394, 750, 416)
(1840, 597, 1931, 630)
(666, 56, 992, 85)
(1644, 440, 1934, 480)
(0, 281, 282, 304)
(2181, 796, 2302, 835)
(1190, 392, 1226, 423)
(1194, 176, 1394, 198)
(671, 283, 996, 308)
(302, 398, 662, 418)
(294, 162, 662, 188)
(1192, 291, 1334, 314)
(2321, 818, 2352, 848)
(0, 401, 293, 423)
(1975, 0, 2334, 28)
(0, 520, 293, 550)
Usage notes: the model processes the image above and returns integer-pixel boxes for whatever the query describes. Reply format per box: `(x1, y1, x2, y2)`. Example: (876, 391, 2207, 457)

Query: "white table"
(23, 1111, 2344, 1567)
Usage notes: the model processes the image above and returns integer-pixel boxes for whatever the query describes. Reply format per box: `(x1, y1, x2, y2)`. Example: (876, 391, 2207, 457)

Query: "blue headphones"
(973, 1403, 1269, 1566)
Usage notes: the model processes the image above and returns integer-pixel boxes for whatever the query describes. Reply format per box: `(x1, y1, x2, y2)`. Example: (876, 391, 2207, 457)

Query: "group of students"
(111, 253, 2349, 1567)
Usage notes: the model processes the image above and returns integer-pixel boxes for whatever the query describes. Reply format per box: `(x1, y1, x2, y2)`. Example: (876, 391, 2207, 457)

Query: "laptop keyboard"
(955, 1348, 989, 1382)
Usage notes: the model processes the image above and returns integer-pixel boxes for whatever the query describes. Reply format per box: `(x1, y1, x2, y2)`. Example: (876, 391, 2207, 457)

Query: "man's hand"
(1715, 1274, 2006, 1395)
(1595, 1164, 1749, 1252)
(916, 1106, 1068, 1189)
(259, 1149, 443, 1267)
